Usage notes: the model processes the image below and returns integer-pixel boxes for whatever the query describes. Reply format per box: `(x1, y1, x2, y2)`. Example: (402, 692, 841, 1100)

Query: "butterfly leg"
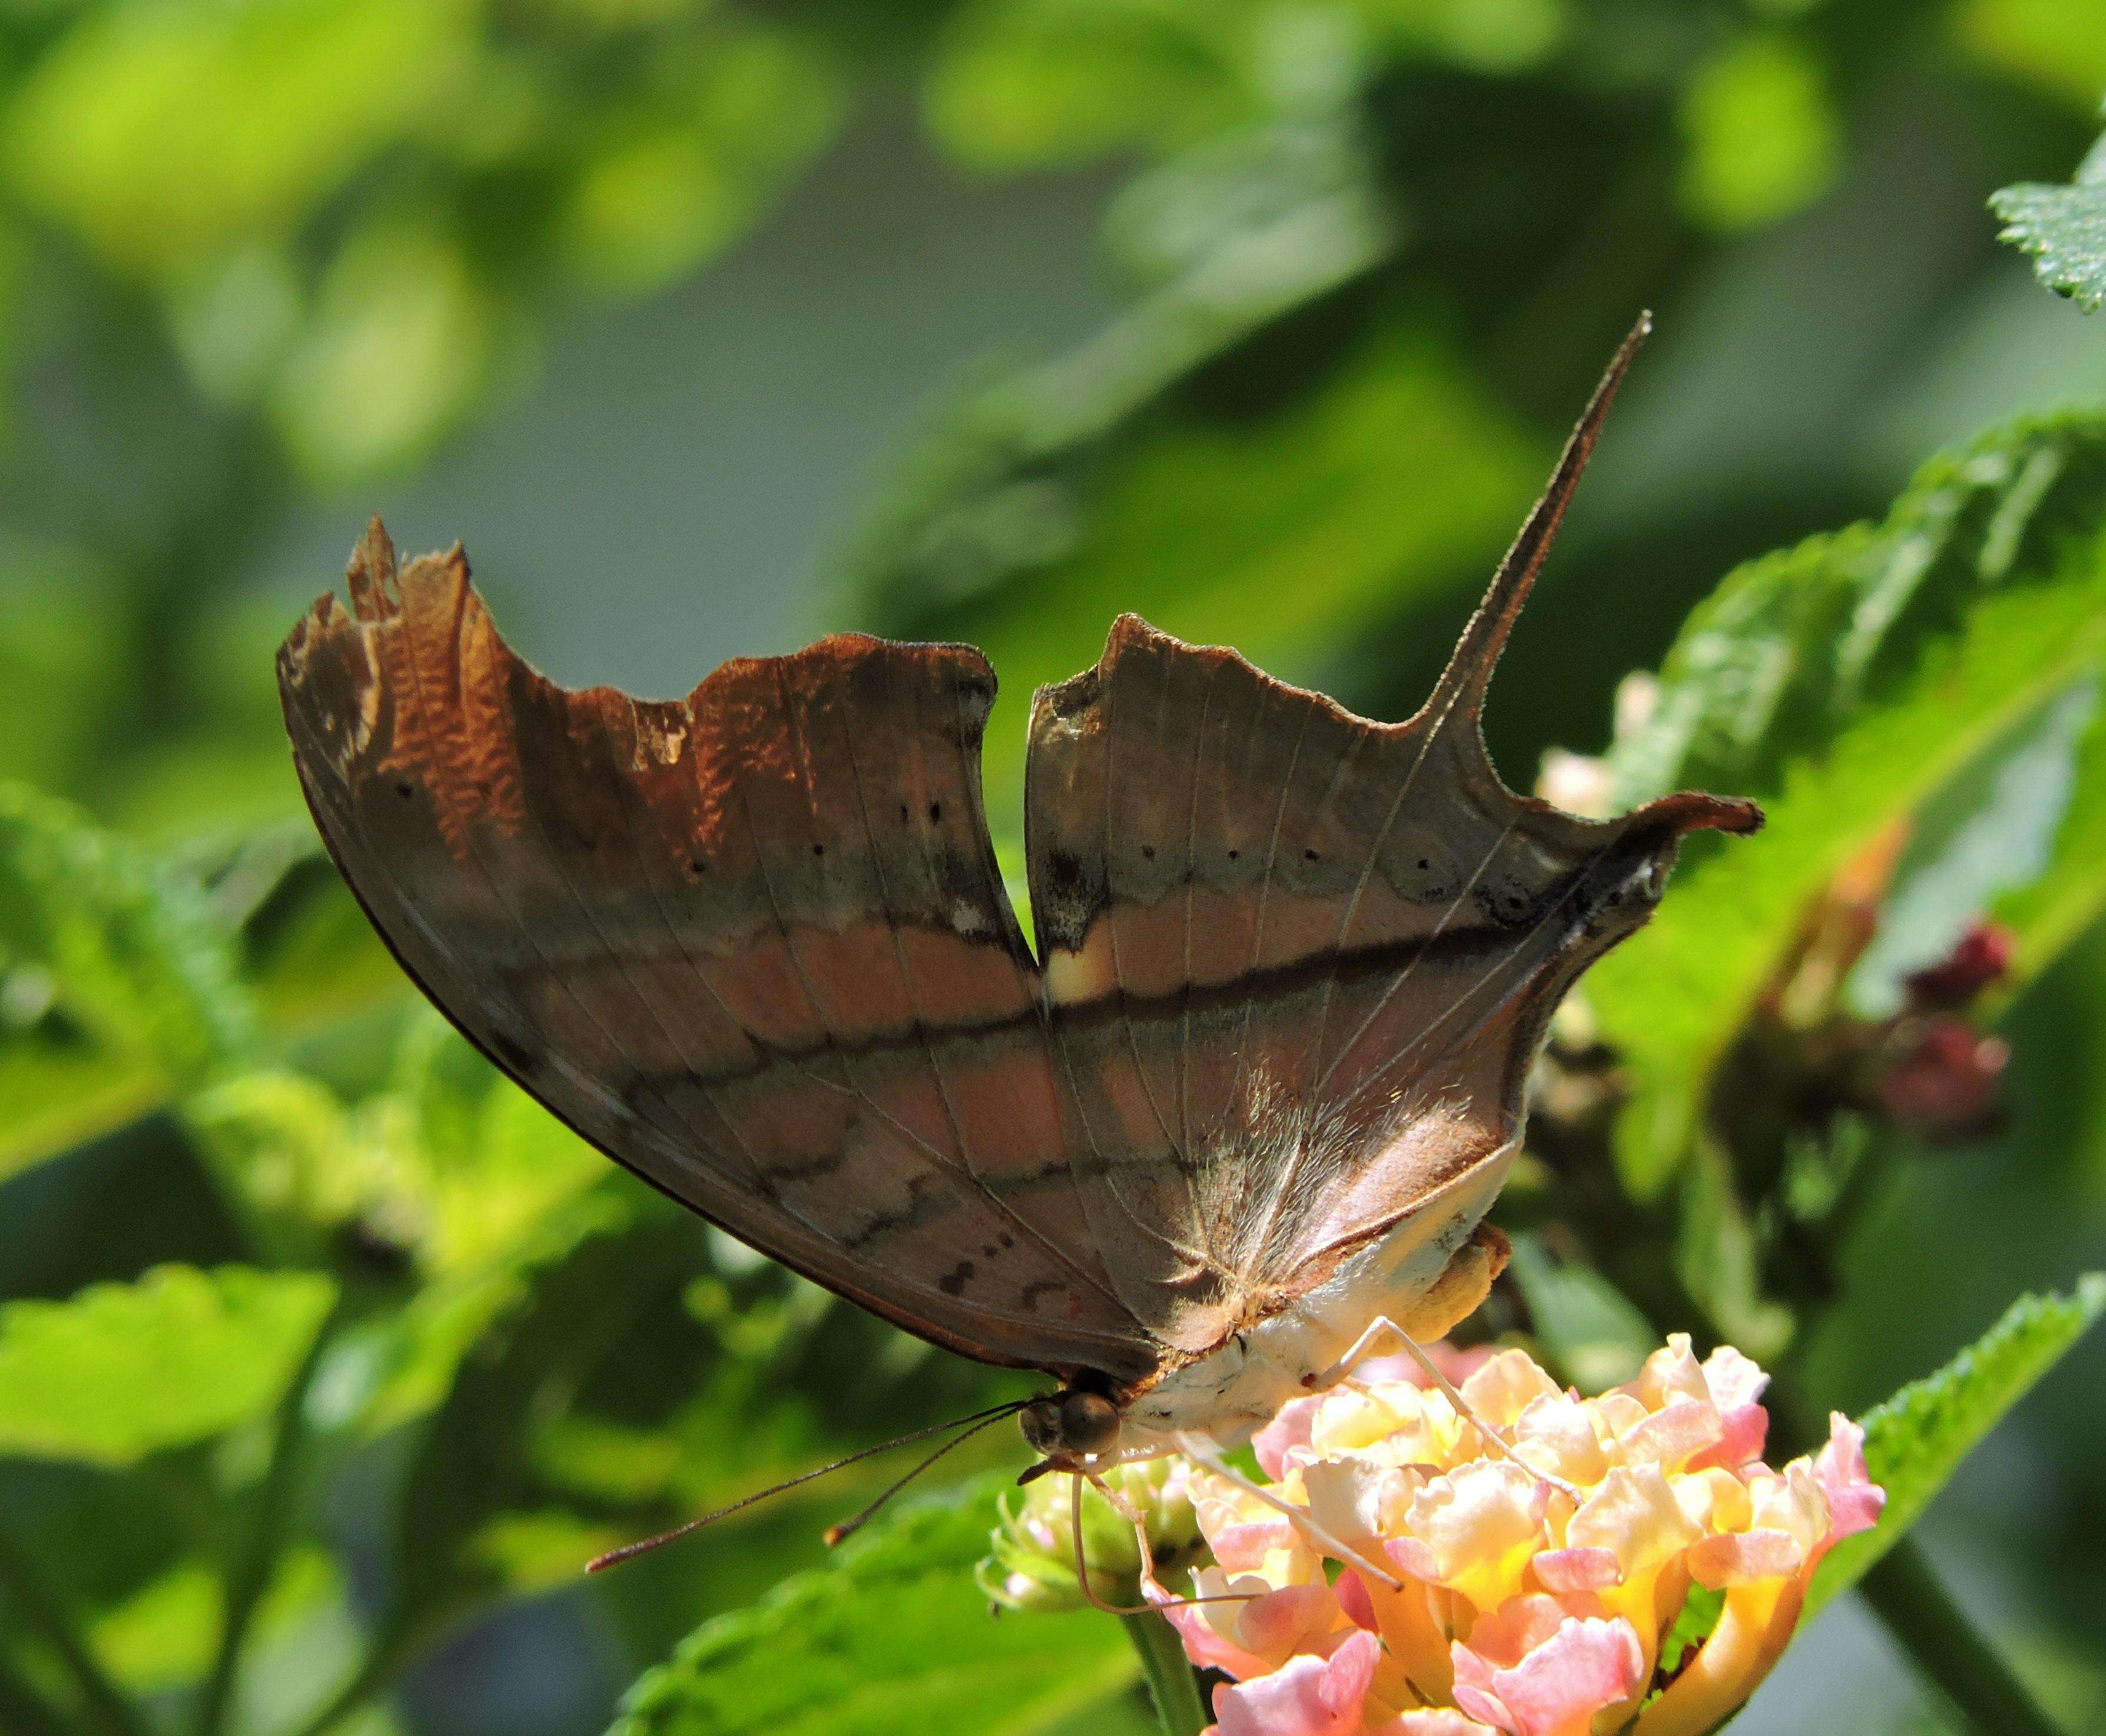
(1066, 1471, 1257, 1615)
(1173, 1431, 1403, 1591)
(1086, 1470, 1160, 1587)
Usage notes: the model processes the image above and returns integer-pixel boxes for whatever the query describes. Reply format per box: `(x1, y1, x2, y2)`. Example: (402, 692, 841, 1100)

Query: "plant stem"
(1122, 1612, 1207, 1736)
(194, 1298, 346, 1736)
(1857, 1535, 2071, 1736)
(0, 1522, 152, 1736)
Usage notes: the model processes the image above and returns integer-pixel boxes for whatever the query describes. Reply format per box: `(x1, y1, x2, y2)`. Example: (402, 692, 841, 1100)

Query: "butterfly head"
(1019, 1386, 1122, 1469)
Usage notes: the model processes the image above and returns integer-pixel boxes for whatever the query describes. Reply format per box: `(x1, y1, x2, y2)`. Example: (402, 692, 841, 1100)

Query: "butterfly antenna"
(821, 1405, 1021, 1547)
(585, 1399, 1028, 1573)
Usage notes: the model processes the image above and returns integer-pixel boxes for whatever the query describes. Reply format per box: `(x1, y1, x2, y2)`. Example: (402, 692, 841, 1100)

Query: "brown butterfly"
(276, 317, 1756, 1522)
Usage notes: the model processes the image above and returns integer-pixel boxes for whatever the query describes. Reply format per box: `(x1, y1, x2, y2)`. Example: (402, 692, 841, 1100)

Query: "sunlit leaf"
(1989, 678, 2106, 998)
(1677, 32, 1840, 231)
(1991, 127, 2106, 314)
(2, 0, 470, 275)
(1809, 1273, 2106, 1614)
(1595, 412, 2106, 1192)
(1956, 0, 2106, 114)
(0, 783, 256, 1180)
(90, 1546, 340, 1694)
(1847, 672, 2097, 1016)
(924, 2, 1247, 171)
(611, 1473, 1134, 1736)
(270, 218, 509, 481)
(0, 1266, 336, 1467)
(552, 29, 842, 293)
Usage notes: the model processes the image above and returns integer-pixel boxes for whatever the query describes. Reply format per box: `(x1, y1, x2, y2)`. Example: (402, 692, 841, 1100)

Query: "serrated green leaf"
(1592, 412, 2106, 1192)
(611, 1473, 1133, 1736)
(390, 1205, 689, 1626)
(1989, 685, 2106, 1003)
(1847, 672, 2097, 1016)
(0, 1266, 336, 1467)
(0, 782, 257, 1181)
(1991, 128, 2106, 313)
(1808, 1273, 2105, 1614)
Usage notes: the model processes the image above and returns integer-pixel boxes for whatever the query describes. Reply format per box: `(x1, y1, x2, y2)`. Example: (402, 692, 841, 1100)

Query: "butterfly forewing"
(279, 528, 1154, 1382)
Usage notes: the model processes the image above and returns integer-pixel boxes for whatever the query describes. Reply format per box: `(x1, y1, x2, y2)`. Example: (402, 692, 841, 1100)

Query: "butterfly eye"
(1019, 1399, 1064, 1456)
(1058, 1391, 1121, 1457)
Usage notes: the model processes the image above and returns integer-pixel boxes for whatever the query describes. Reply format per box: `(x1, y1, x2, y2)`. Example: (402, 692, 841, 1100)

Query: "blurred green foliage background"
(1, 2, 2105, 1734)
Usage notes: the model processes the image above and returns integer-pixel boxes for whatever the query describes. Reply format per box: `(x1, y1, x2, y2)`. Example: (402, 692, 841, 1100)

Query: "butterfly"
(276, 316, 1757, 1515)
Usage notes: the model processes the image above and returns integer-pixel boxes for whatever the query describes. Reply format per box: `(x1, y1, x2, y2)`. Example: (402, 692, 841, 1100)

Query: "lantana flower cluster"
(1153, 1340, 1883, 1736)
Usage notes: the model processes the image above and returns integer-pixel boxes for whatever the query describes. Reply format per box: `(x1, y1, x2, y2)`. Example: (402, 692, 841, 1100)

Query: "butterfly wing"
(276, 525, 1157, 1383)
(1022, 322, 1758, 1356)
(279, 319, 1757, 1409)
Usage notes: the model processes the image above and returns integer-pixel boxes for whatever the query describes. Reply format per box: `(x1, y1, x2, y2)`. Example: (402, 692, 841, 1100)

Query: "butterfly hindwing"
(1023, 614, 1751, 1359)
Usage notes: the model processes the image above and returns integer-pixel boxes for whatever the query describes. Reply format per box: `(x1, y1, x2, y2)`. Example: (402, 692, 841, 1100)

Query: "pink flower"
(1154, 1338, 1885, 1736)
(1812, 1413, 1886, 1559)
(1451, 1595, 1646, 1736)
(1211, 1629, 1383, 1736)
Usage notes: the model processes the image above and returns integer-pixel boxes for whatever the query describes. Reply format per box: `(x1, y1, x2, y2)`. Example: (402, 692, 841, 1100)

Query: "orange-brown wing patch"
(278, 522, 1153, 1383)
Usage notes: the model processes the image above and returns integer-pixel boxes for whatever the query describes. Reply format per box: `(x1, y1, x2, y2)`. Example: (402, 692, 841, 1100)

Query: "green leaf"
(0, 1266, 337, 1467)
(390, 1202, 687, 1628)
(1809, 1273, 2106, 1615)
(1989, 683, 2106, 1004)
(1592, 412, 2106, 1192)
(1677, 32, 1840, 233)
(0, 783, 257, 1181)
(1991, 127, 2106, 313)
(3, 0, 472, 276)
(1504, 1232, 1657, 1391)
(1846, 672, 2097, 1015)
(611, 1473, 1134, 1736)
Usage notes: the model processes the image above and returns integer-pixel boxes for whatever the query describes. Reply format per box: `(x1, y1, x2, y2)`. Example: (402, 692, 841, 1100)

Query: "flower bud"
(978, 1455, 1203, 1613)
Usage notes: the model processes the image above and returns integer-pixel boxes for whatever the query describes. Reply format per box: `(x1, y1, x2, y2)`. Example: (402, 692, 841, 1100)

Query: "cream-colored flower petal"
(1400, 1461, 1548, 1611)
(1699, 1344, 1770, 1412)
(1622, 1335, 1709, 1412)
(1305, 1457, 1423, 1552)
(1618, 1399, 1726, 1475)
(1513, 1394, 1610, 1489)
(1388, 1711, 1499, 1735)
(1565, 1466, 1703, 1581)
(1670, 1465, 1751, 1538)
(1749, 1460, 1829, 1557)
(1461, 1350, 1562, 1432)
